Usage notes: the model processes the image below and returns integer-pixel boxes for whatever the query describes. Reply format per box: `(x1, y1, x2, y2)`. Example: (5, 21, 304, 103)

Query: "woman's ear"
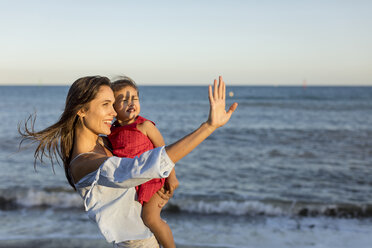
(77, 108, 86, 118)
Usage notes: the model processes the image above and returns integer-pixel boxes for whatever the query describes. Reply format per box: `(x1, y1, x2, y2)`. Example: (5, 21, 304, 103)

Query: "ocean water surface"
(0, 85, 371, 247)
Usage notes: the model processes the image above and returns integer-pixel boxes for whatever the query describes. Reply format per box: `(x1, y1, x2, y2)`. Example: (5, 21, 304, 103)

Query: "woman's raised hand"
(207, 76, 238, 129)
(165, 76, 238, 163)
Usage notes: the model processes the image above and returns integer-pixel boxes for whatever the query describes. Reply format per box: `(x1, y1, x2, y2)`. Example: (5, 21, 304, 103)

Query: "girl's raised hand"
(207, 76, 238, 128)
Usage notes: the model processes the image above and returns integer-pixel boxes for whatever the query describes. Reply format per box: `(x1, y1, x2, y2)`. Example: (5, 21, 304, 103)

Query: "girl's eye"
(123, 99, 128, 102)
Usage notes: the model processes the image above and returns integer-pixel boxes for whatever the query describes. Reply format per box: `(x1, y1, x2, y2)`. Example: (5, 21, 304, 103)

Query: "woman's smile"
(104, 119, 113, 128)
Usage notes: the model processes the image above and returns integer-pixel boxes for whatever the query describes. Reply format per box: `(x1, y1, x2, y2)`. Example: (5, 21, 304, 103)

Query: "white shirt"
(74, 147, 175, 243)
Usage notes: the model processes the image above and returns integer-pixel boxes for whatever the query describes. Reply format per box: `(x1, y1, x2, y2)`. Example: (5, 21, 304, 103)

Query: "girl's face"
(80, 85, 117, 135)
(113, 86, 140, 125)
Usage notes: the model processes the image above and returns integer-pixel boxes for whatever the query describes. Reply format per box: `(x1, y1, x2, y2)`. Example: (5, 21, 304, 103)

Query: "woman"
(19, 75, 237, 247)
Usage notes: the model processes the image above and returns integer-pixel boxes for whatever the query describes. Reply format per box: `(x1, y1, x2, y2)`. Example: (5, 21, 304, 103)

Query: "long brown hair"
(19, 76, 111, 190)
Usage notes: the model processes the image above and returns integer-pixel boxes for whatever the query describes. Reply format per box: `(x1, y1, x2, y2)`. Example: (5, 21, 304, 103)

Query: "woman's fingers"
(218, 76, 224, 99)
(207, 76, 238, 128)
(222, 79, 226, 100)
(228, 102, 238, 115)
(213, 79, 218, 99)
(208, 85, 213, 104)
(157, 187, 170, 200)
(210, 76, 225, 101)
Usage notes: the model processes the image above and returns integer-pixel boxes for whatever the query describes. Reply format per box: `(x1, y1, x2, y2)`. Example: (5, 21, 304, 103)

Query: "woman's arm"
(165, 76, 238, 163)
(73, 147, 174, 188)
(140, 121, 179, 195)
(72, 76, 237, 185)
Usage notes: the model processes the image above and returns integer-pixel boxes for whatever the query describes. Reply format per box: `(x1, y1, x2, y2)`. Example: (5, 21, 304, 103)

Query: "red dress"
(108, 116, 165, 205)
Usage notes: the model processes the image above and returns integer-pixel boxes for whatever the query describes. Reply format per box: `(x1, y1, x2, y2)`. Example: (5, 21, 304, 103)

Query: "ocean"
(0, 85, 371, 248)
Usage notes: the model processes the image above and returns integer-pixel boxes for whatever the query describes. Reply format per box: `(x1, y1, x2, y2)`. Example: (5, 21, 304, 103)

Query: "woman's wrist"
(165, 121, 217, 163)
(202, 121, 218, 133)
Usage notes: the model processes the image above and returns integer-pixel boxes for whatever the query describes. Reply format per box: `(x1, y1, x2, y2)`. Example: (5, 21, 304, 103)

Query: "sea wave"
(236, 101, 372, 111)
(2, 187, 371, 218)
(0, 187, 82, 210)
(168, 198, 372, 218)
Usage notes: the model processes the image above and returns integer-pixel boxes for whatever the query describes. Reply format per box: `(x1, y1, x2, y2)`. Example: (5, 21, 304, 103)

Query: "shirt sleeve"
(95, 146, 174, 189)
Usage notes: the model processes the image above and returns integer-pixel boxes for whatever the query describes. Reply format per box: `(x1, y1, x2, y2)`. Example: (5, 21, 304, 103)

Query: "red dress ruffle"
(108, 116, 165, 205)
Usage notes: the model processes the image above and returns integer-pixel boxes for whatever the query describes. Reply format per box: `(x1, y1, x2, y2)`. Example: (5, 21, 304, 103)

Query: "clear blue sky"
(0, 0, 371, 85)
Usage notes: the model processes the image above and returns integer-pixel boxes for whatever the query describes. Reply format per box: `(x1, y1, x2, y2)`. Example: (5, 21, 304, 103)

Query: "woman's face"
(80, 85, 117, 135)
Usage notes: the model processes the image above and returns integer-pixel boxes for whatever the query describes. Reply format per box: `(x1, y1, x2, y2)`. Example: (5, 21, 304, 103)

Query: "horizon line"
(1, 84, 372, 87)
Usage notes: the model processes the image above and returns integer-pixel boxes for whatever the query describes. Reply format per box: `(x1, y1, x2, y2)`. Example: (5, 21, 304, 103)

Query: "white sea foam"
(1, 187, 371, 218)
(171, 199, 286, 216)
(0, 187, 83, 209)
(16, 188, 83, 208)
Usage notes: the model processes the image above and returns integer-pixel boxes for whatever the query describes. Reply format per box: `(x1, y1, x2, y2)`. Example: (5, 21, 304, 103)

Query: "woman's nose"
(111, 106, 117, 117)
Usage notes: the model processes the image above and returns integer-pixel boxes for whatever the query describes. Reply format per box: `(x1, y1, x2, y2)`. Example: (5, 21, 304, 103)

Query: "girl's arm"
(139, 121, 179, 195)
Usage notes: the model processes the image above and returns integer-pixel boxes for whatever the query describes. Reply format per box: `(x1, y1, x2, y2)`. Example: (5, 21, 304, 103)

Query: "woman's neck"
(73, 123, 102, 155)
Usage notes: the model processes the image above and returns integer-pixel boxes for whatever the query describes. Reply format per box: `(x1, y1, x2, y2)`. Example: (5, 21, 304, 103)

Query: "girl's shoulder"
(136, 118, 157, 137)
(136, 116, 155, 132)
(135, 116, 155, 126)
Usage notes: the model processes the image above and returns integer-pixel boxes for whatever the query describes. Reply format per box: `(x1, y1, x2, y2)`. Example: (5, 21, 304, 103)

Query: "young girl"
(108, 76, 178, 248)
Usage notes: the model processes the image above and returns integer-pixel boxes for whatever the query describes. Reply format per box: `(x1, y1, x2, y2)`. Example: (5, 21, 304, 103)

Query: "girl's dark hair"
(111, 76, 139, 96)
(19, 76, 111, 190)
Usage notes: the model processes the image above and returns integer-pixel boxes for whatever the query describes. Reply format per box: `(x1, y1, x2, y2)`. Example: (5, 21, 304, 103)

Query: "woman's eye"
(123, 99, 128, 102)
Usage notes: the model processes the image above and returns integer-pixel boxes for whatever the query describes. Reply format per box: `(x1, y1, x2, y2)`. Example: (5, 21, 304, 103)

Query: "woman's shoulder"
(70, 152, 109, 184)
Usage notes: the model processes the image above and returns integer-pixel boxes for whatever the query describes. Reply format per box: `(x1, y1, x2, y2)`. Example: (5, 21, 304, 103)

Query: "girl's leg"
(141, 193, 175, 248)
